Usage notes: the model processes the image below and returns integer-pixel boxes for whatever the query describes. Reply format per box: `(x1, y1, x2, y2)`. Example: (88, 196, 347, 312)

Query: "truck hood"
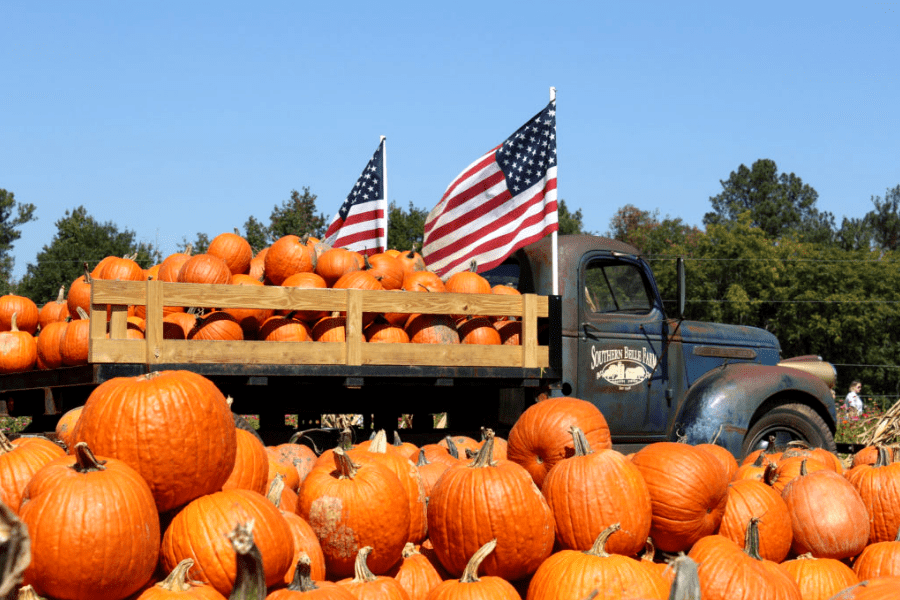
(674, 320, 781, 352)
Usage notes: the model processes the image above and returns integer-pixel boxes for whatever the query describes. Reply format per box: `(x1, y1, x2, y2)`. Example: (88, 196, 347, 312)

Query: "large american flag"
(323, 138, 387, 255)
(422, 100, 557, 277)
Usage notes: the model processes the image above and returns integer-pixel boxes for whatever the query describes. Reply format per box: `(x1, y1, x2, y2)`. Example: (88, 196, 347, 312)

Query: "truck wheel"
(740, 403, 836, 458)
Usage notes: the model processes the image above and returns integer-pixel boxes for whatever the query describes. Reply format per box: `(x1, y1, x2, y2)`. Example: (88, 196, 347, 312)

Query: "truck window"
(584, 261, 653, 314)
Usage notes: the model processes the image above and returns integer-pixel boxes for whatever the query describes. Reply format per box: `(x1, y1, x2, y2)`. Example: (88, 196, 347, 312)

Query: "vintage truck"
(0, 234, 837, 458)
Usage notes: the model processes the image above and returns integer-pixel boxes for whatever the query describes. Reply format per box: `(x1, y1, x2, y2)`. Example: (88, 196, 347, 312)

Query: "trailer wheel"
(740, 402, 836, 459)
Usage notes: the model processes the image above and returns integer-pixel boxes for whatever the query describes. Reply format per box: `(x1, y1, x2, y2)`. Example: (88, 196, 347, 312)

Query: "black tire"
(740, 403, 836, 459)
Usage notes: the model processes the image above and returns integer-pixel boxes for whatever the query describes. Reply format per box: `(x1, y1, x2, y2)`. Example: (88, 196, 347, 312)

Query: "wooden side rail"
(89, 279, 550, 368)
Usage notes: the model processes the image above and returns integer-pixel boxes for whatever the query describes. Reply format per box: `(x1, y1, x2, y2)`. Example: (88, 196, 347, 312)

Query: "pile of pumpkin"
(3, 370, 900, 599)
(0, 231, 524, 374)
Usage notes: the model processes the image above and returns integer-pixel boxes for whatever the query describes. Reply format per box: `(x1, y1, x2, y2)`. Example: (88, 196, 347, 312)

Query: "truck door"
(577, 255, 670, 440)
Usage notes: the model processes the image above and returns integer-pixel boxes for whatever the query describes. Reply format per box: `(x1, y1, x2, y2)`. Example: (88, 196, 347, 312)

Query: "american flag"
(323, 138, 387, 255)
(422, 100, 558, 277)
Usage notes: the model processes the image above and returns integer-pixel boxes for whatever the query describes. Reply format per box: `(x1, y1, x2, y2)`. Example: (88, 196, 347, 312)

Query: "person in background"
(845, 381, 864, 416)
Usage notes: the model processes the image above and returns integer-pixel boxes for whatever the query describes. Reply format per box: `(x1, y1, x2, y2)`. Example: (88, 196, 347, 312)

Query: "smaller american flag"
(422, 100, 558, 277)
(323, 138, 387, 255)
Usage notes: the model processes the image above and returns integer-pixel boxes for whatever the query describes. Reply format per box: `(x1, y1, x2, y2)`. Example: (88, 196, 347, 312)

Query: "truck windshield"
(584, 262, 653, 314)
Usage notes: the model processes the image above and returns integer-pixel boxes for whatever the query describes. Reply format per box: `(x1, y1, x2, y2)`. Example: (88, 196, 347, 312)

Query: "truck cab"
(493, 234, 838, 458)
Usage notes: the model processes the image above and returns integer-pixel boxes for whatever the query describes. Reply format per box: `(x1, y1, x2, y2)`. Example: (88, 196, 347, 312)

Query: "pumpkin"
(402, 270, 445, 293)
(20, 443, 161, 600)
(337, 546, 412, 600)
(395, 250, 426, 274)
(426, 539, 521, 600)
(388, 543, 443, 600)
(223, 274, 273, 338)
(38, 285, 69, 328)
(297, 447, 410, 578)
(426, 430, 555, 580)
(268, 554, 358, 600)
(258, 313, 312, 344)
(847, 446, 900, 544)
(853, 528, 900, 580)
(207, 230, 252, 276)
(66, 267, 93, 319)
(186, 311, 244, 341)
(93, 254, 145, 282)
(444, 261, 491, 295)
(718, 478, 793, 563)
(365, 317, 410, 343)
(0, 295, 39, 334)
(268, 439, 318, 487)
(58, 308, 91, 366)
(457, 315, 501, 345)
(541, 426, 652, 555)
(781, 553, 859, 600)
(0, 431, 66, 513)
(526, 525, 669, 600)
(266, 476, 328, 586)
(687, 518, 801, 600)
(630, 441, 729, 553)
(177, 253, 233, 285)
(506, 396, 612, 489)
(266, 235, 317, 285)
(71, 370, 237, 512)
(0, 313, 38, 373)
(160, 489, 294, 595)
(695, 442, 740, 481)
(35, 319, 67, 370)
(135, 559, 226, 600)
(405, 313, 460, 345)
(315, 247, 363, 287)
(781, 460, 869, 559)
(54, 405, 83, 449)
(157, 247, 194, 283)
(280, 271, 329, 321)
(222, 428, 270, 494)
(366, 253, 405, 290)
(351, 430, 428, 545)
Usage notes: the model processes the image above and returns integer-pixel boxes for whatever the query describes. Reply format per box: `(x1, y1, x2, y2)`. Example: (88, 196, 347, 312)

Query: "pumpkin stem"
(368, 429, 388, 454)
(0, 430, 14, 454)
(158, 559, 201, 592)
(401, 542, 418, 559)
(742, 518, 764, 561)
(570, 426, 594, 457)
(227, 520, 266, 600)
(640, 537, 657, 563)
(415, 448, 430, 467)
(55, 285, 66, 303)
(16, 586, 46, 600)
(337, 428, 355, 451)
(393, 431, 404, 447)
(9, 312, 18, 333)
(351, 546, 378, 583)
(333, 447, 359, 479)
(285, 553, 319, 591)
(876, 446, 891, 468)
(586, 524, 620, 558)
(71, 442, 107, 473)
(266, 474, 285, 509)
(443, 436, 460, 460)
(799, 458, 809, 477)
(468, 429, 496, 468)
(459, 539, 497, 583)
(666, 555, 702, 600)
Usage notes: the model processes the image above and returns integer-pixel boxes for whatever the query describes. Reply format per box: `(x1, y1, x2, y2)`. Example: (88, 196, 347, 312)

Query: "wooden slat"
(87, 279, 552, 368)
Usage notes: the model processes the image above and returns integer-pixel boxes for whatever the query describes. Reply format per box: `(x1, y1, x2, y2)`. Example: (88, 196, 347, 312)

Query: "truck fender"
(672, 362, 837, 456)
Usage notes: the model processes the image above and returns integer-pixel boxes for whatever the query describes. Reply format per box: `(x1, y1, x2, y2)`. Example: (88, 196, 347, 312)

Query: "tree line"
(1, 158, 898, 402)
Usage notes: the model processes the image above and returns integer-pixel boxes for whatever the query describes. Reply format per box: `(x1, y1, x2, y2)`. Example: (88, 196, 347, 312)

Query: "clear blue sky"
(3, 1, 899, 283)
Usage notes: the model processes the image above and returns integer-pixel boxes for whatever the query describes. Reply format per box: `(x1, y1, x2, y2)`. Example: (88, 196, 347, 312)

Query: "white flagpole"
(380, 135, 387, 252)
(549, 87, 559, 297)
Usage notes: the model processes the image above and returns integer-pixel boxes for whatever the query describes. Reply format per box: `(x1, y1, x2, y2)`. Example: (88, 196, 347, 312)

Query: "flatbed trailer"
(0, 278, 562, 444)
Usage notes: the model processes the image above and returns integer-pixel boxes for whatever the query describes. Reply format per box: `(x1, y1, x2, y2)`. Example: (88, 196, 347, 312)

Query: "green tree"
(16, 206, 155, 304)
(0, 188, 37, 292)
(606, 205, 701, 258)
(242, 215, 269, 254)
(182, 232, 210, 254)
(387, 201, 427, 252)
(836, 216, 874, 252)
(704, 159, 831, 241)
(269, 187, 327, 241)
(557, 199, 588, 235)
(866, 185, 900, 251)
